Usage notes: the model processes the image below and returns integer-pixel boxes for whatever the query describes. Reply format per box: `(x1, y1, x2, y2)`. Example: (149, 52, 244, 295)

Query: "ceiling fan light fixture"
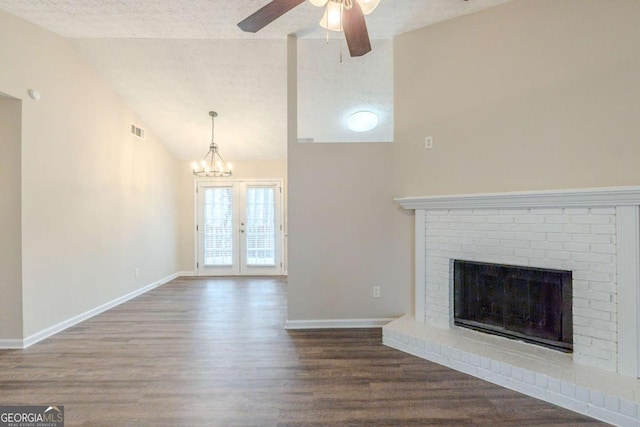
(319, 1, 343, 32)
(347, 111, 379, 132)
(356, 0, 380, 15)
(308, 0, 329, 6)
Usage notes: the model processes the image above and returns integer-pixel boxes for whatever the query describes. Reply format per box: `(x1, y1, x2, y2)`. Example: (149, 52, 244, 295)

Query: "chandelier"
(191, 111, 232, 177)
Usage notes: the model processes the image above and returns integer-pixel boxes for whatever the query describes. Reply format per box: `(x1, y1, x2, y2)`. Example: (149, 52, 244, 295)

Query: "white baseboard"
(0, 339, 24, 349)
(175, 271, 196, 277)
(285, 318, 394, 330)
(18, 271, 181, 349)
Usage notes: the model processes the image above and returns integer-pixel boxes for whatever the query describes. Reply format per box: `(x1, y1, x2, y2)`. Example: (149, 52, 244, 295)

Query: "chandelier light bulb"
(227, 163, 233, 171)
(308, 0, 328, 6)
(191, 162, 199, 171)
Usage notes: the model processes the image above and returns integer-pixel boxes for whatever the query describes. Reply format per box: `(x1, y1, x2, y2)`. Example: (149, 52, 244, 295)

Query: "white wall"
(0, 10, 181, 338)
(0, 95, 23, 340)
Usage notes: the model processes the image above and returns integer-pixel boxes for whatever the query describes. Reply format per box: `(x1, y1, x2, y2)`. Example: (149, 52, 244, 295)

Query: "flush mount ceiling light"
(191, 111, 233, 177)
(347, 110, 379, 132)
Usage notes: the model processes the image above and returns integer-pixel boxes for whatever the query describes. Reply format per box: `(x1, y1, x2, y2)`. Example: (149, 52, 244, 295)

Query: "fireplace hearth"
(453, 260, 573, 352)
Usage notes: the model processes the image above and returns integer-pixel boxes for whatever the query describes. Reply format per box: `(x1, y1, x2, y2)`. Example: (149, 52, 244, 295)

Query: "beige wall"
(0, 95, 23, 340)
(287, 36, 413, 322)
(177, 159, 288, 273)
(0, 10, 181, 337)
(394, 0, 640, 197)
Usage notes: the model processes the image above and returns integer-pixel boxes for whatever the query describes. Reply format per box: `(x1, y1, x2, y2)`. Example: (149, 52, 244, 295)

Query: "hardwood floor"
(0, 277, 608, 426)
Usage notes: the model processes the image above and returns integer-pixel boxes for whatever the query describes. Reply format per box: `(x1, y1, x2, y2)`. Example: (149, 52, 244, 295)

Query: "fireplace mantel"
(396, 186, 640, 210)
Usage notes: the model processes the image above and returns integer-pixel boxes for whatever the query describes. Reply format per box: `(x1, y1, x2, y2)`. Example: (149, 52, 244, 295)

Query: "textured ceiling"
(0, 0, 513, 160)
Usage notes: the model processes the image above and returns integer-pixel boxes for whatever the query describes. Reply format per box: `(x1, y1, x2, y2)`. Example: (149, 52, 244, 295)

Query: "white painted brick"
(589, 300, 617, 313)
(488, 215, 514, 224)
(573, 315, 590, 326)
(544, 215, 570, 224)
(476, 223, 501, 231)
(523, 369, 536, 385)
(514, 248, 547, 258)
(586, 271, 615, 283)
(574, 307, 611, 321)
(499, 239, 530, 249)
(473, 209, 500, 215)
(565, 208, 590, 215)
(575, 385, 590, 402)
(547, 377, 561, 393)
(515, 232, 546, 241)
(488, 247, 515, 256)
(604, 395, 620, 412)
(500, 363, 512, 377)
(589, 318, 617, 332)
(545, 251, 573, 262)
(532, 208, 564, 215)
(509, 381, 546, 400)
(561, 260, 590, 271)
(546, 392, 588, 414)
(564, 224, 591, 234)
(534, 373, 548, 389)
(590, 207, 616, 215)
(563, 242, 591, 252)
(573, 252, 615, 264)
(590, 391, 605, 407)
(590, 224, 616, 234)
(591, 243, 616, 254)
(587, 406, 637, 427)
(546, 233, 572, 242)
(475, 238, 501, 247)
(589, 337, 617, 352)
(571, 215, 612, 225)
(560, 381, 576, 398)
(619, 399, 638, 418)
(511, 366, 524, 381)
(589, 282, 616, 293)
(515, 215, 544, 224)
(572, 233, 613, 244)
(530, 240, 564, 251)
(573, 298, 590, 308)
(491, 231, 516, 240)
(581, 290, 615, 303)
(573, 319, 617, 342)
(531, 223, 564, 233)
(500, 223, 527, 232)
(589, 263, 617, 274)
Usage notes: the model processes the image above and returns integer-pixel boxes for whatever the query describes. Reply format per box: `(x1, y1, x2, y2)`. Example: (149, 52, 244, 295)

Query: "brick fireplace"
(384, 186, 640, 427)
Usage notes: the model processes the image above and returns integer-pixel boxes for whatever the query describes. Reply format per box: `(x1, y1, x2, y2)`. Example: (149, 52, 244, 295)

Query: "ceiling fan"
(238, 0, 381, 57)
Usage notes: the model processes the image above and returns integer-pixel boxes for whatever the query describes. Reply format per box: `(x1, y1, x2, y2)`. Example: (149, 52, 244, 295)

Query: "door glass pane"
(203, 188, 233, 266)
(246, 187, 276, 266)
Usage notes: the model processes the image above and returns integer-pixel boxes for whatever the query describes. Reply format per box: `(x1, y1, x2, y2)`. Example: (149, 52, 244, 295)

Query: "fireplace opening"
(453, 260, 573, 352)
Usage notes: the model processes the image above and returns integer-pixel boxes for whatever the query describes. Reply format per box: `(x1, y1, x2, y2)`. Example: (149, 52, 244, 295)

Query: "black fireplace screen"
(453, 260, 573, 352)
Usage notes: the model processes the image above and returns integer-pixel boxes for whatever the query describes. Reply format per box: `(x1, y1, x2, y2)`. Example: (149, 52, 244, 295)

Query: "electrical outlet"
(425, 136, 434, 149)
(373, 286, 381, 298)
(135, 268, 140, 278)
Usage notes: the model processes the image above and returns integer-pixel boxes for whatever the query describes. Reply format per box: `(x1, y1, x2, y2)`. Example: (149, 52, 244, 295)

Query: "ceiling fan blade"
(238, 0, 306, 33)
(342, 0, 372, 57)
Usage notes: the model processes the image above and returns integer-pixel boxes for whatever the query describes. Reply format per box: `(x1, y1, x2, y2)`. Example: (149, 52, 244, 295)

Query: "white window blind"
(203, 188, 233, 266)
(245, 187, 276, 266)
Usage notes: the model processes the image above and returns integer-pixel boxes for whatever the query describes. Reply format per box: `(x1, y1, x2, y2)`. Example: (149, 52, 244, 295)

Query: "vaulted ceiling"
(0, 0, 512, 160)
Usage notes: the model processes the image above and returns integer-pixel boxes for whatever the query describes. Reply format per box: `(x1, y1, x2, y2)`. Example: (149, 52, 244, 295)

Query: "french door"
(196, 180, 283, 276)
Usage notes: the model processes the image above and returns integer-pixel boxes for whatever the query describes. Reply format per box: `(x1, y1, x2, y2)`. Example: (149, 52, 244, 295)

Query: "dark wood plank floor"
(0, 277, 608, 426)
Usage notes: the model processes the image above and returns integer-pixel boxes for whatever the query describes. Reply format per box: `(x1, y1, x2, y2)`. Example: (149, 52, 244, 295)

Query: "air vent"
(130, 124, 145, 139)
